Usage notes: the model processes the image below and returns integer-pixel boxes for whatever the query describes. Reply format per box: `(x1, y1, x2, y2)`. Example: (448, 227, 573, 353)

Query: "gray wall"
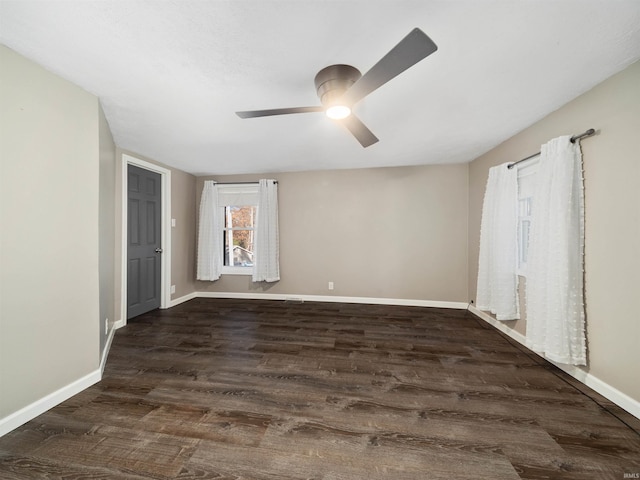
(468, 60, 640, 404)
(170, 163, 197, 299)
(99, 104, 116, 357)
(195, 164, 469, 303)
(0, 45, 101, 418)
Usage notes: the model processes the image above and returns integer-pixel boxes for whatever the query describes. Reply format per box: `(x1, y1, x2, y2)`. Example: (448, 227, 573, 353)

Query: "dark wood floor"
(1, 299, 639, 479)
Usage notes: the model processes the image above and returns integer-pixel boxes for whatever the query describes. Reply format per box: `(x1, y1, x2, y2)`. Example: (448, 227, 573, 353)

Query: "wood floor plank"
(1, 299, 638, 479)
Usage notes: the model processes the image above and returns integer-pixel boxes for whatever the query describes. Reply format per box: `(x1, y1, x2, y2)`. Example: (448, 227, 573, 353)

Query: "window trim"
(517, 197, 532, 277)
(516, 155, 539, 277)
(217, 184, 259, 276)
(222, 265, 253, 275)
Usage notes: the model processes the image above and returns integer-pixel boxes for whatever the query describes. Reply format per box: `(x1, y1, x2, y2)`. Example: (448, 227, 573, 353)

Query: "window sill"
(221, 267, 253, 276)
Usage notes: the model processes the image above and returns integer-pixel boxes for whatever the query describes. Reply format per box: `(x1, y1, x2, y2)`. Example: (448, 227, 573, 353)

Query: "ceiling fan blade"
(236, 106, 324, 118)
(341, 28, 437, 105)
(339, 114, 379, 148)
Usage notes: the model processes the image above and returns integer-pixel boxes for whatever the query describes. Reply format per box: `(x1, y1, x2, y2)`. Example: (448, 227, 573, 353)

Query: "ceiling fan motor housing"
(314, 64, 362, 107)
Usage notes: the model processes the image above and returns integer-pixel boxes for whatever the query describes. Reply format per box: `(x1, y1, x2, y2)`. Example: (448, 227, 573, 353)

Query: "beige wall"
(99, 104, 116, 356)
(170, 164, 197, 299)
(114, 148, 197, 315)
(468, 61, 640, 402)
(195, 164, 469, 303)
(0, 46, 100, 418)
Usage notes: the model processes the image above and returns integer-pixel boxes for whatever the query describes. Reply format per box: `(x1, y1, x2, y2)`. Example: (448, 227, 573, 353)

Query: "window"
(217, 184, 258, 275)
(516, 156, 539, 276)
(518, 197, 532, 274)
(223, 205, 256, 269)
(197, 180, 279, 282)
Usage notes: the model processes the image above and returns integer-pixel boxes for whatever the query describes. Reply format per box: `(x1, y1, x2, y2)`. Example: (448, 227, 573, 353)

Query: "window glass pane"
(224, 230, 254, 267)
(224, 206, 256, 228)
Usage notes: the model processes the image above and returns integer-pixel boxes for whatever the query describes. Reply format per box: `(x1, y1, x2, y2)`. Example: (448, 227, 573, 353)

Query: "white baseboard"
(100, 326, 117, 374)
(468, 305, 640, 420)
(113, 318, 126, 329)
(168, 291, 198, 308)
(469, 305, 527, 343)
(0, 369, 101, 437)
(194, 291, 469, 310)
(1, 321, 125, 438)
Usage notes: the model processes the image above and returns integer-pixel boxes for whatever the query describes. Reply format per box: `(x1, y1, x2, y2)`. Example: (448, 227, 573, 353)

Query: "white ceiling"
(2, 1, 640, 176)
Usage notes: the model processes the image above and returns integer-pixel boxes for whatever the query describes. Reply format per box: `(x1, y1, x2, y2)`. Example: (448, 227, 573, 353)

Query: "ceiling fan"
(236, 28, 438, 148)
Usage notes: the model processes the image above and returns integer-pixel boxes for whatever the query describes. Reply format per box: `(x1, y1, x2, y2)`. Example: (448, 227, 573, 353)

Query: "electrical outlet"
(104, 318, 108, 335)
(171, 285, 176, 294)
(328, 281, 334, 290)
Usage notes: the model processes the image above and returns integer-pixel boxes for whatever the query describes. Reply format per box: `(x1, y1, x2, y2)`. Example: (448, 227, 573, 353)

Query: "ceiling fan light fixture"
(325, 105, 351, 120)
(235, 28, 438, 148)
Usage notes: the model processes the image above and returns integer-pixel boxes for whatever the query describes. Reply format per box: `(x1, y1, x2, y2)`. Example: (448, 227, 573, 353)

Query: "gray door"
(127, 165, 162, 319)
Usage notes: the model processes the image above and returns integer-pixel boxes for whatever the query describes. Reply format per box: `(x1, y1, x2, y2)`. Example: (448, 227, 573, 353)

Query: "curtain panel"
(252, 179, 280, 282)
(525, 136, 586, 365)
(476, 162, 520, 320)
(196, 181, 223, 281)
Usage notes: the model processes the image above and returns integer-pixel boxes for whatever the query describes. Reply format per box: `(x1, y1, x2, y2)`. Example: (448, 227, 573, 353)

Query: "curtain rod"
(507, 128, 596, 169)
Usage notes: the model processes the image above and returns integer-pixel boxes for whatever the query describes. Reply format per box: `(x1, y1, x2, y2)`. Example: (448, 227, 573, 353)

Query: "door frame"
(120, 153, 172, 325)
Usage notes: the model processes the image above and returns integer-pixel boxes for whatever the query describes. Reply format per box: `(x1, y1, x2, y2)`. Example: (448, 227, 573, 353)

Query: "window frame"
(517, 196, 532, 276)
(222, 205, 257, 275)
(516, 155, 539, 277)
(216, 183, 259, 276)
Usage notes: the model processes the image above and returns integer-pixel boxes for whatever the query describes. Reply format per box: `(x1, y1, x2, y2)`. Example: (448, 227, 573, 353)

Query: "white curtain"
(252, 179, 280, 282)
(196, 181, 223, 281)
(476, 162, 520, 320)
(526, 136, 586, 365)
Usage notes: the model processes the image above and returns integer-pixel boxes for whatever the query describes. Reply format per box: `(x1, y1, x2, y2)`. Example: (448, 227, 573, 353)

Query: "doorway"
(121, 154, 171, 323)
(127, 165, 162, 318)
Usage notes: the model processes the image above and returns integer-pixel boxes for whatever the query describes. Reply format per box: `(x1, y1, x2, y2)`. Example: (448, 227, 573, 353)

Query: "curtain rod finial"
(570, 128, 596, 143)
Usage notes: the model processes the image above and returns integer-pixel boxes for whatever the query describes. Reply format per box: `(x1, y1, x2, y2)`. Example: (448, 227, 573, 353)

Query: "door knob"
(155, 247, 163, 253)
